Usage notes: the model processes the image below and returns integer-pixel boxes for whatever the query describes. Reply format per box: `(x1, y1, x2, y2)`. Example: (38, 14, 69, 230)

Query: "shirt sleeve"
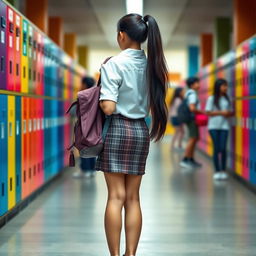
(99, 60, 122, 102)
(205, 97, 213, 111)
(187, 92, 197, 105)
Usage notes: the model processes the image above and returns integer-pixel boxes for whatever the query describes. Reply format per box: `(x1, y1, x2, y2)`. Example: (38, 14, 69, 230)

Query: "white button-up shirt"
(99, 48, 149, 119)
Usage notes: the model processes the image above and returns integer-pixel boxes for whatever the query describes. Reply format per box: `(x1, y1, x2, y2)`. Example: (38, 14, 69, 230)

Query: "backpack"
(177, 92, 195, 124)
(66, 58, 112, 166)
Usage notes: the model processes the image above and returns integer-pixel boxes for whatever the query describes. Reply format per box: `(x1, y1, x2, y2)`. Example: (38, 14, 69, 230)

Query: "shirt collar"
(120, 48, 146, 58)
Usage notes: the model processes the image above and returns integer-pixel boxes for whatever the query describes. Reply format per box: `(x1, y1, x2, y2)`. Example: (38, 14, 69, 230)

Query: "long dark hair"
(117, 14, 168, 141)
(213, 78, 230, 109)
(170, 87, 183, 107)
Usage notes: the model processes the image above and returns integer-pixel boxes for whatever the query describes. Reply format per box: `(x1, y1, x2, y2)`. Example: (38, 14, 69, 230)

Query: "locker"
(32, 29, 38, 95)
(28, 23, 33, 93)
(249, 38, 256, 96)
(7, 95, 16, 209)
(0, 1, 7, 90)
(36, 33, 44, 95)
(21, 97, 29, 199)
(250, 100, 256, 185)
(14, 11, 21, 92)
(7, 7, 15, 91)
(15, 96, 21, 202)
(21, 19, 28, 93)
(0, 94, 8, 216)
(27, 97, 32, 194)
(39, 99, 44, 186)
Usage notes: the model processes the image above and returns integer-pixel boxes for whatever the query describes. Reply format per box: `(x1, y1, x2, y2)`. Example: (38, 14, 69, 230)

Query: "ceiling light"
(126, 0, 143, 15)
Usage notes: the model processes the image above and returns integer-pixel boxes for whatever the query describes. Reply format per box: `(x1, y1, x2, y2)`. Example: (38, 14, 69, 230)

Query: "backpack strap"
(97, 56, 113, 87)
(66, 101, 78, 114)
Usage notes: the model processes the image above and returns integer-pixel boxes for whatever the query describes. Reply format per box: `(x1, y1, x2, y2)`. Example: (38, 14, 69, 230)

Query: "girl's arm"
(206, 110, 230, 117)
(100, 100, 116, 116)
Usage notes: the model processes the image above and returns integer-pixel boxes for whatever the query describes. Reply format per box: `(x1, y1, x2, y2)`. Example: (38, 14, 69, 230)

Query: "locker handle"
(9, 22, 14, 33)
(9, 122, 12, 137)
(1, 16, 6, 28)
(16, 121, 20, 135)
(23, 120, 26, 134)
(1, 122, 4, 139)
(0, 56, 4, 72)
(9, 60, 12, 74)
(16, 27, 20, 37)
(16, 63, 19, 76)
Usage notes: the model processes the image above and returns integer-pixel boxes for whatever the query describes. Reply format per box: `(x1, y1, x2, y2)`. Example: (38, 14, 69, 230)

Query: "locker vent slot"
(1, 183, 4, 196)
(0, 56, 4, 72)
(29, 168, 31, 179)
(1, 122, 4, 139)
(10, 178, 12, 191)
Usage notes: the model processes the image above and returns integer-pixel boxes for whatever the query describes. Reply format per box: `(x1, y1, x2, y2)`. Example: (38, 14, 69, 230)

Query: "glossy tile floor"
(0, 137, 256, 256)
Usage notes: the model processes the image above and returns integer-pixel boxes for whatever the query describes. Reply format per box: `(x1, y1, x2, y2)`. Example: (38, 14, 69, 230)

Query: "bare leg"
(171, 127, 179, 148)
(104, 172, 126, 256)
(184, 137, 198, 158)
(124, 174, 143, 256)
(177, 125, 185, 148)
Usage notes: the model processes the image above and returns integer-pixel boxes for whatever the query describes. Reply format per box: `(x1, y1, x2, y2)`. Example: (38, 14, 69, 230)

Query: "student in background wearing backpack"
(205, 79, 233, 180)
(169, 87, 185, 151)
(180, 77, 204, 169)
(94, 14, 168, 256)
(72, 76, 97, 179)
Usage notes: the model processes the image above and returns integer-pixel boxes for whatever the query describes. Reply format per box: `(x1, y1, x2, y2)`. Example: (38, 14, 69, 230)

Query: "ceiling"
(45, 0, 233, 50)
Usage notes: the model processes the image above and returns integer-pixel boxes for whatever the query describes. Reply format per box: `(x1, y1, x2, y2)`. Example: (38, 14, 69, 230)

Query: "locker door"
(37, 33, 43, 95)
(0, 1, 7, 90)
(21, 19, 28, 93)
(14, 12, 21, 92)
(27, 97, 32, 194)
(7, 7, 14, 91)
(32, 30, 37, 95)
(28, 23, 33, 93)
(15, 96, 21, 202)
(39, 99, 44, 186)
(249, 100, 255, 184)
(21, 97, 28, 199)
(0, 94, 8, 216)
(7, 95, 16, 209)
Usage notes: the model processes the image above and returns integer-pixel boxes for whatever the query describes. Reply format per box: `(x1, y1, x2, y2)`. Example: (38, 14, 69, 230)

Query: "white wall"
(87, 48, 188, 82)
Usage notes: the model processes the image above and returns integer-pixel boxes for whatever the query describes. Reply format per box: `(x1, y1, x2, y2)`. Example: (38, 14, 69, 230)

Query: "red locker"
(7, 7, 15, 91)
(14, 11, 21, 92)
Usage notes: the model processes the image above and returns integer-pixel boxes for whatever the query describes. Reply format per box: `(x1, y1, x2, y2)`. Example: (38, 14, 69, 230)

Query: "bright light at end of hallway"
(126, 0, 143, 15)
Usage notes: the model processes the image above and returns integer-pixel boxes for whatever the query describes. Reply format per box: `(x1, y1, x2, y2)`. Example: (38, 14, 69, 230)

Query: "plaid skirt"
(95, 114, 150, 175)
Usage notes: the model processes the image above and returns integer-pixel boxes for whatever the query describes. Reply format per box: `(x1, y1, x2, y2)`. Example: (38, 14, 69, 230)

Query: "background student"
(205, 78, 233, 180)
(169, 87, 185, 151)
(180, 77, 204, 169)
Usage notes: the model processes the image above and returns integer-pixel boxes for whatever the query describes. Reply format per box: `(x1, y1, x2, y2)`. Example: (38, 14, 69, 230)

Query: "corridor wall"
(198, 35, 256, 187)
(0, 0, 85, 217)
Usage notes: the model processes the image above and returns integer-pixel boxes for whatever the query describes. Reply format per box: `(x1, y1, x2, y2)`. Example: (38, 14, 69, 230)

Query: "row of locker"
(0, 0, 84, 99)
(0, 94, 72, 217)
(198, 36, 256, 186)
(199, 37, 256, 99)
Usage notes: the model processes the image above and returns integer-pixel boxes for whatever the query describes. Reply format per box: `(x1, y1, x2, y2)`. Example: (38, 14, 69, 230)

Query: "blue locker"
(15, 96, 21, 203)
(44, 99, 49, 181)
(0, 95, 8, 216)
(250, 38, 256, 96)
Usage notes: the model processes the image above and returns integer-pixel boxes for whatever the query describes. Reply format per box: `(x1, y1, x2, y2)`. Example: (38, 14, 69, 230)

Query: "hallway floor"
(0, 137, 256, 256)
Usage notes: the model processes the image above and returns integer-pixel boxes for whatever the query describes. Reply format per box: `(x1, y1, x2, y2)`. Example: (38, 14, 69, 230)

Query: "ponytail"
(143, 15, 169, 141)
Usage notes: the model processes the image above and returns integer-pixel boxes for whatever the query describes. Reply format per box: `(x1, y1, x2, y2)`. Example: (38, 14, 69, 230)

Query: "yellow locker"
(235, 46, 243, 176)
(8, 95, 16, 209)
